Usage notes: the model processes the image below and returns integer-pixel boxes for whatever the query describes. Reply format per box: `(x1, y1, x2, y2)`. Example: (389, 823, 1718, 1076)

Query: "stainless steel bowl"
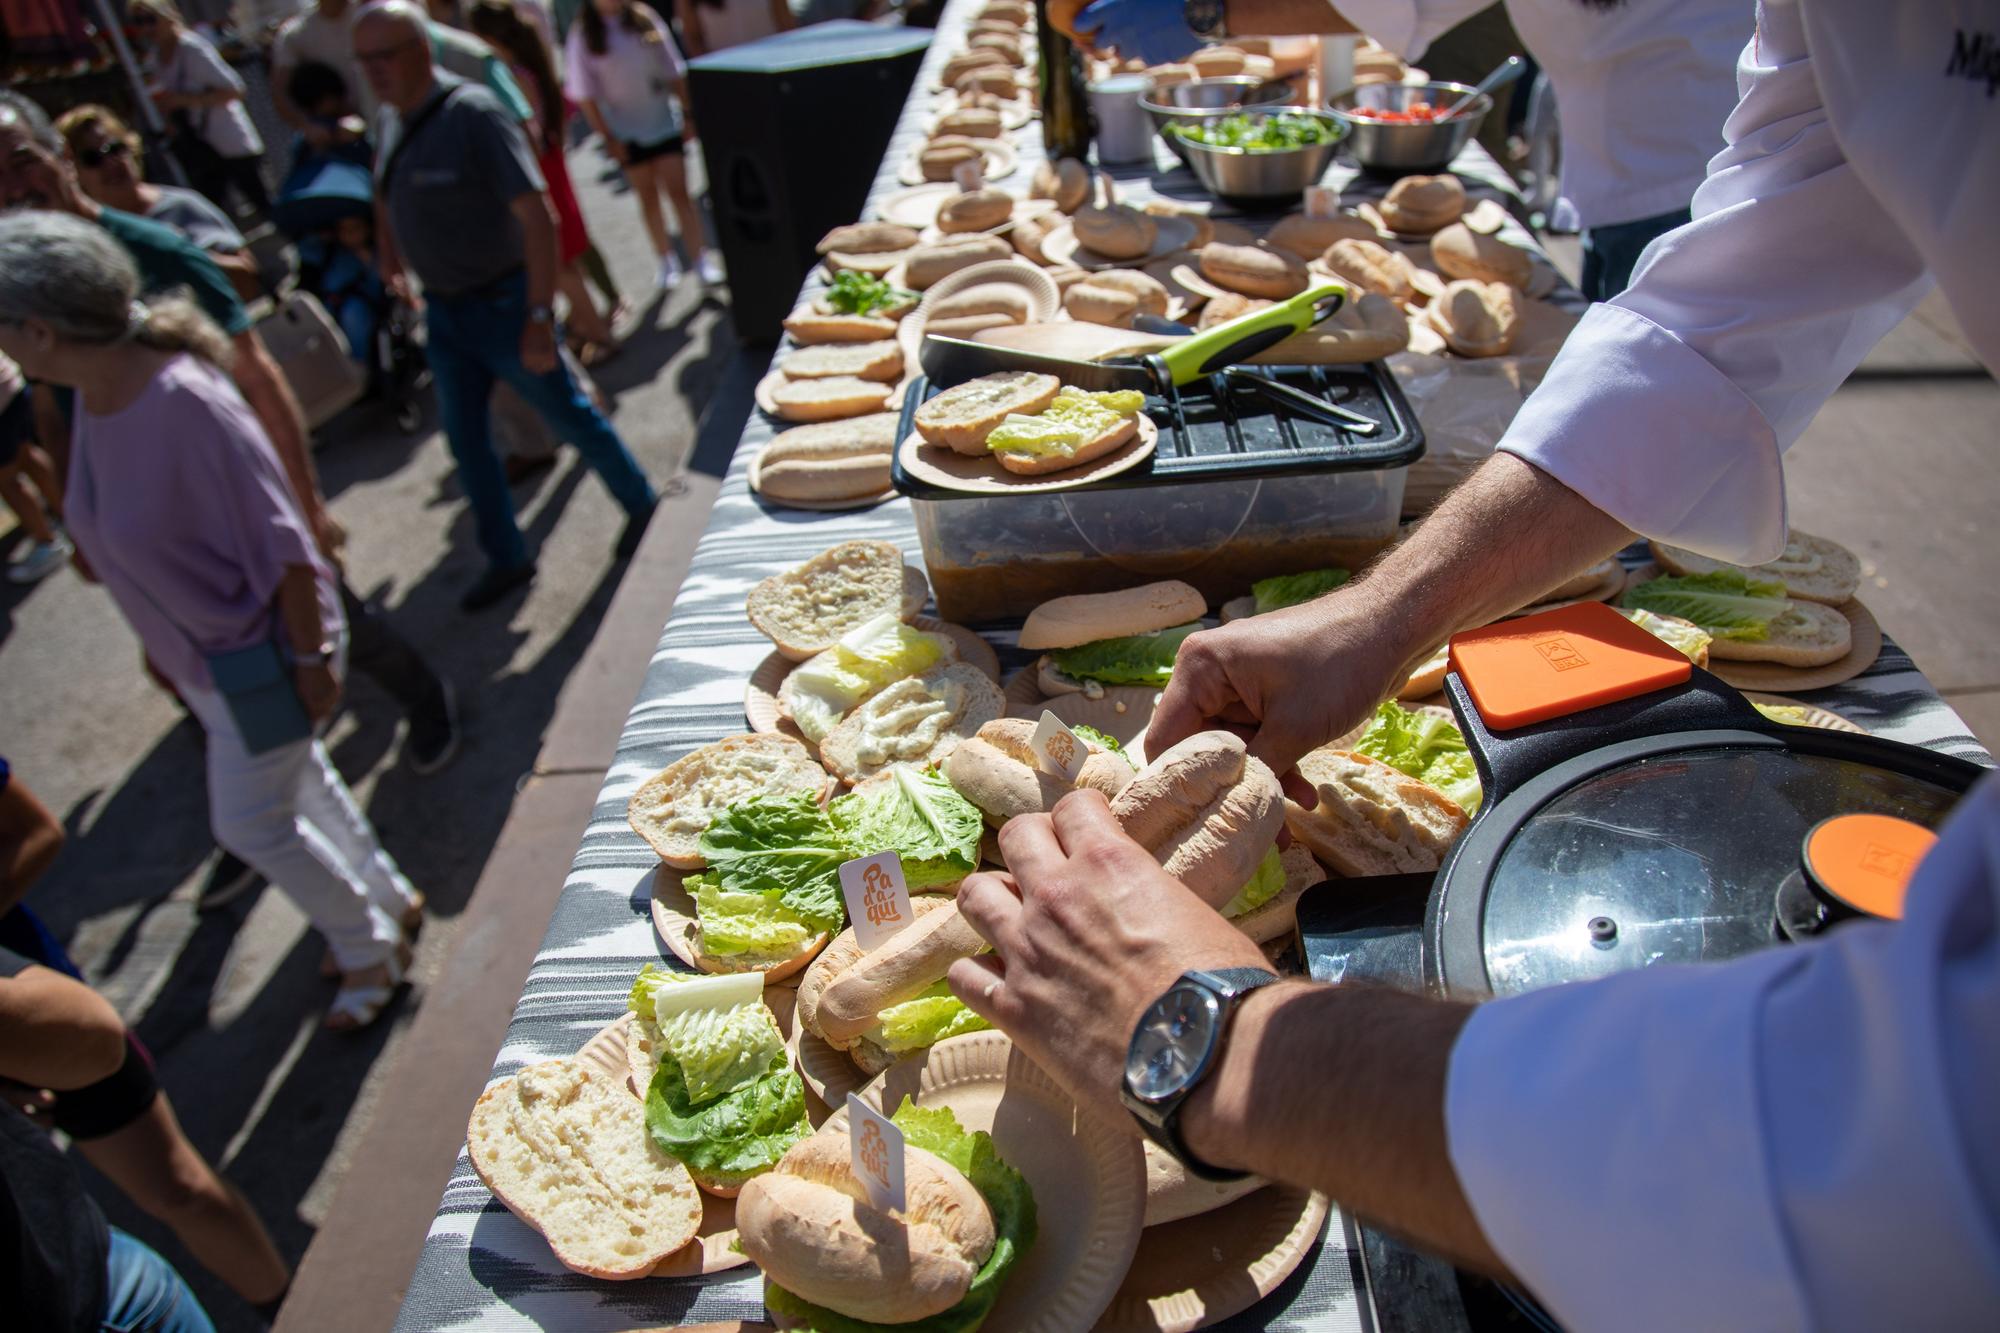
(1171, 108, 1346, 205)
(1327, 81, 1489, 175)
(1141, 75, 1300, 167)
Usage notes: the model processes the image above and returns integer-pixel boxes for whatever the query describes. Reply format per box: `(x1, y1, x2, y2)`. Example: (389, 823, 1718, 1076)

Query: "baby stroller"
(273, 151, 429, 434)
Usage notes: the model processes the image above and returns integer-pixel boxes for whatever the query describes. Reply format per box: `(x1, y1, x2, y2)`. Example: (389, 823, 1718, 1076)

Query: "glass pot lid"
(1458, 742, 1962, 997)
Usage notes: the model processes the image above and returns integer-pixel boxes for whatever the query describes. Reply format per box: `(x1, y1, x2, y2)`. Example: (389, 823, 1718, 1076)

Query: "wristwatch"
(526, 304, 556, 326)
(1184, 0, 1228, 41)
(1121, 967, 1278, 1181)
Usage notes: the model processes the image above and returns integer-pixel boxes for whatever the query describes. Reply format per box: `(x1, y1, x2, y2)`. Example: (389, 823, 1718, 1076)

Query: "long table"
(394, 7, 1993, 1329)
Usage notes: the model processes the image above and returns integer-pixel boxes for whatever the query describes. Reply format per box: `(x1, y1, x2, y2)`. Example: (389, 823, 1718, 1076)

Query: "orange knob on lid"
(1802, 814, 1937, 921)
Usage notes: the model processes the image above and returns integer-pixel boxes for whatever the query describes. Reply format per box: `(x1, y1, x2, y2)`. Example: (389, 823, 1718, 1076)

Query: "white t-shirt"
(1334, 0, 1748, 231)
(563, 6, 686, 147)
(274, 7, 375, 119)
(155, 29, 264, 158)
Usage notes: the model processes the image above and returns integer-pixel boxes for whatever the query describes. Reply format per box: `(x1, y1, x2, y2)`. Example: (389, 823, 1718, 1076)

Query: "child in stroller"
(274, 62, 428, 432)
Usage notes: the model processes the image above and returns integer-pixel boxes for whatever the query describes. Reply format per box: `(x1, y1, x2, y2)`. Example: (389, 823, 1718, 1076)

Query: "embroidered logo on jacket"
(1946, 28, 2000, 96)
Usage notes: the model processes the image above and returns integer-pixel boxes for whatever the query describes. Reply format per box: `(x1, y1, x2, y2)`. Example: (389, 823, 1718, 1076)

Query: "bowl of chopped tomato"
(1327, 80, 1489, 175)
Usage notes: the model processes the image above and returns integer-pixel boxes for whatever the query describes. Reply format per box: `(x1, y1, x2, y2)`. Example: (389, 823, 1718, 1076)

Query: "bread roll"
(914, 371, 1061, 455)
(1430, 221, 1534, 288)
(944, 717, 1135, 826)
(1032, 158, 1092, 213)
(746, 539, 922, 660)
(918, 135, 985, 183)
(929, 284, 1033, 323)
(736, 1131, 995, 1324)
(1019, 580, 1205, 650)
(1266, 212, 1379, 261)
(938, 188, 1015, 234)
(1285, 749, 1469, 876)
(925, 312, 1022, 339)
(763, 414, 901, 466)
(1704, 598, 1852, 665)
(1073, 203, 1159, 260)
(780, 340, 904, 383)
(628, 734, 828, 867)
(817, 221, 919, 257)
(1378, 174, 1466, 234)
(783, 311, 899, 344)
(1651, 529, 1861, 606)
(1109, 731, 1285, 908)
(1011, 210, 1061, 264)
(811, 904, 989, 1043)
(818, 662, 1007, 783)
(941, 48, 1008, 88)
(1144, 1140, 1266, 1225)
(993, 412, 1139, 476)
(1147, 63, 1198, 89)
(1188, 46, 1247, 76)
(796, 896, 955, 1065)
(1065, 280, 1141, 326)
(1199, 291, 1275, 329)
(1424, 279, 1520, 358)
(1320, 238, 1417, 305)
(822, 248, 907, 278)
(936, 106, 1005, 139)
(756, 454, 891, 504)
(1199, 242, 1309, 299)
(905, 235, 1013, 289)
(957, 66, 1019, 97)
(769, 376, 895, 423)
(1257, 290, 1408, 363)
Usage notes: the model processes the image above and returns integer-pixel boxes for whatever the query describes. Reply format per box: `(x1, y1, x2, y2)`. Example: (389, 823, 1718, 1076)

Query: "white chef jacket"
(1498, 0, 1997, 566)
(1331, 0, 1747, 229)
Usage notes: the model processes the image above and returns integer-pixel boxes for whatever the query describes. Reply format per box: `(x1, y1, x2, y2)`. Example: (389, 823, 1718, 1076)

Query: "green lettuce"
(1049, 621, 1200, 687)
(829, 765, 984, 890)
(1070, 724, 1123, 754)
(986, 389, 1145, 458)
(786, 614, 949, 743)
(645, 1055, 808, 1184)
(1354, 701, 1483, 813)
(699, 791, 848, 933)
(688, 874, 818, 962)
(1622, 571, 1790, 642)
(871, 981, 993, 1054)
(765, 1100, 1035, 1333)
(824, 269, 916, 316)
(627, 965, 787, 1103)
(1221, 846, 1287, 919)
(1251, 567, 1350, 615)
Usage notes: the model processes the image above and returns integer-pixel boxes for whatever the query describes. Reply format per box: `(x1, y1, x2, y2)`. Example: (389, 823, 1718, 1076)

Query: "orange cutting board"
(1449, 602, 1693, 731)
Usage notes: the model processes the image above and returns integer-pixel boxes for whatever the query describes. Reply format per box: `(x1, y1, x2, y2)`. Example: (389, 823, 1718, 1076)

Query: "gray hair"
(0, 211, 232, 368)
(0, 90, 61, 153)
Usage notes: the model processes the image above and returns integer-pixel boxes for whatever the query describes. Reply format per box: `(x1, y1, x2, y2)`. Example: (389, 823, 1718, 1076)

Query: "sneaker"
(655, 252, 684, 290)
(197, 852, 260, 912)
(7, 532, 72, 584)
(696, 249, 725, 285)
(460, 560, 536, 612)
(615, 500, 658, 561)
(406, 679, 460, 776)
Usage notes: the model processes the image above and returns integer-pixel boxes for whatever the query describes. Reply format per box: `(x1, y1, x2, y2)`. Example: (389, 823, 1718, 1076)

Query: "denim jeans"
(422, 270, 655, 570)
(102, 1228, 216, 1333)
(1579, 207, 1692, 303)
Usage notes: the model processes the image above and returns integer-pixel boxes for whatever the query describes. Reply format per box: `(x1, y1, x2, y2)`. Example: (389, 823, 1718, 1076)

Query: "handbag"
(256, 290, 368, 430)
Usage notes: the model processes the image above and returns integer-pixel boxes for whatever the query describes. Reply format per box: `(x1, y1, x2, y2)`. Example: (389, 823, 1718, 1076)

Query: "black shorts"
(0, 386, 32, 470)
(624, 133, 685, 164)
(51, 1032, 160, 1140)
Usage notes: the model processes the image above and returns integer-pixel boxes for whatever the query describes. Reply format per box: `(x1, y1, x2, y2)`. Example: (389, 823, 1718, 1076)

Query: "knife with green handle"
(919, 282, 1351, 393)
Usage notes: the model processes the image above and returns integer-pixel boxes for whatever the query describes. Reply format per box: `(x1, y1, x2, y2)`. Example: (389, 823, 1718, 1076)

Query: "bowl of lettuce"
(1169, 108, 1346, 203)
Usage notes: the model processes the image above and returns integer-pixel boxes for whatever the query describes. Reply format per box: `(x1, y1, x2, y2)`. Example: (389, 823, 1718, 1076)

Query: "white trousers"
(182, 677, 417, 971)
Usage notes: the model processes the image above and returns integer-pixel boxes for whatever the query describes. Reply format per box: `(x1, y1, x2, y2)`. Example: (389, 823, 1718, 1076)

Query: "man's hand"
(295, 660, 341, 726)
(1071, 0, 1201, 65)
(520, 317, 558, 375)
(1146, 590, 1418, 790)
(310, 507, 348, 567)
(947, 790, 1271, 1129)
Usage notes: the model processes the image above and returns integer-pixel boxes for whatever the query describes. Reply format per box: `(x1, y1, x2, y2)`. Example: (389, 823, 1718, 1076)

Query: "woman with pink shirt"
(0, 211, 421, 1032)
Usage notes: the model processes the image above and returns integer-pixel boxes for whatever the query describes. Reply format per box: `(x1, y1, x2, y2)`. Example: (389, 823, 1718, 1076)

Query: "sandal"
(320, 893, 426, 980)
(325, 939, 412, 1033)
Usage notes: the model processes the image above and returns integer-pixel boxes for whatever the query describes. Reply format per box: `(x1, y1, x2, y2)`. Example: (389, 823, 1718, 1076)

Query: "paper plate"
(1623, 564, 1884, 692)
(788, 1024, 869, 1107)
(927, 91, 1035, 130)
(877, 182, 961, 230)
(1041, 214, 1201, 270)
(1002, 664, 1043, 710)
(745, 618, 1003, 736)
(1098, 1184, 1330, 1332)
(746, 448, 894, 513)
(648, 865, 828, 985)
(1742, 692, 1869, 734)
(913, 258, 1063, 322)
(817, 1032, 1147, 1333)
(897, 137, 1019, 187)
(898, 415, 1159, 495)
(1005, 685, 1164, 764)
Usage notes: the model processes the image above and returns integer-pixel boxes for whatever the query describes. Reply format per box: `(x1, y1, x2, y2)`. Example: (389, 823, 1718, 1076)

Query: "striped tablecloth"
(394, 8, 1990, 1330)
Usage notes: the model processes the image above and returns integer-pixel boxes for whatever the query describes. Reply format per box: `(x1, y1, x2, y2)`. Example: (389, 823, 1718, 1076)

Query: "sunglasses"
(78, 139, 133, 168)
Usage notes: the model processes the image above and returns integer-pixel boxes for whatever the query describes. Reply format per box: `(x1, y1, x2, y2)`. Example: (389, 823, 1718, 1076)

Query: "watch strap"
(1134, 967, 1279, 1182)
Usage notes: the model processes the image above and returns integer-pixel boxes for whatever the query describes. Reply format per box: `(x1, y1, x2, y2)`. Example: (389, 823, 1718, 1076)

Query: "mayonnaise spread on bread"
(853, 680, 953, 764)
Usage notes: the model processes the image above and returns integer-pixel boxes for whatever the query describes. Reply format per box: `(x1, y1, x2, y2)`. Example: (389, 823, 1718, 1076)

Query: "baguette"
(746, 539, 920, 660)
(913, 371, 1061, 455)
(818, 662, 1006, 783)
(466, 1060, 703, 1280)
(1650, 529, 1861, 606)
(1110, 731, 1285, 908)
(628, 734, 829, 868)
(1285, 748, 1469, 876)
(942, 716, 1135, 825)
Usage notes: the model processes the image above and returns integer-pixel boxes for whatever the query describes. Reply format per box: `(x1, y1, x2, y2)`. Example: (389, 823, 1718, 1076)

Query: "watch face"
(1127, 983, 1220, 1104)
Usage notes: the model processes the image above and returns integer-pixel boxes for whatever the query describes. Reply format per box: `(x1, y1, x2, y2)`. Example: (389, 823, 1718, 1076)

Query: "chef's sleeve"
(1324, 0, 1492, 61)
(1443, 777, 2000, 1330)
(1495, 0, 1933, 564)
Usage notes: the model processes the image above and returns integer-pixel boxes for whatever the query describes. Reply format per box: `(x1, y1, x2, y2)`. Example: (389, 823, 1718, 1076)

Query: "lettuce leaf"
(871, 981, 993, 1054)
(645, 1055, 807, 1183)
(1619, 607, 1715, 664)
(1622, 571, 1790, 642)
(1354, 701, 1483, 813)
(1070, 724, 1123, 754)
(987, 390, 1145, 457)
(1221, 846, 1286, 919)
(627, 964, 787, 1103)
(1048, 621, 1200, 687)
(786, 614, 949, 743)
(828, 765, 983, 890)
(699, 791, 848, 933)
(1251, 567, 1350, 615)
(688, 874, 818, 961)
(765, 1100, 1035, 1333)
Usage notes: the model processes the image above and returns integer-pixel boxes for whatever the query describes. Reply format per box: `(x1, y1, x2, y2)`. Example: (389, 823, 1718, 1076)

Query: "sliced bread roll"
(762, 414, 900, 465)
(797, 895, 957, 1072)
(1110, 731, 1285, 907)
(1018, 579, 1205, 649)
(466, 1060, 703, 1280)
(1286, 749, 1469, 876)
(809, 902, 988, 1044)
(1398, 643, 1451, 700)
(929, 284, 1033, 323)
(1265, 211, 1378, 261)
(1651, 530, 1861, 606)
(906, 234, 1013, 288)
(780, 341, 905, 383)
(993, 411, 1139, 476)
(942, 716, 1135, 825)
(628, 733, 829, 868)
(1200, 242, 1309, 300)
(1231, 842, 1325, 945)
(747, 539, 922, 660)
(818, 662, 1007, 784)
(1706, 599, 1852, 666)
(937, 188, 1014, 233)
(756, 454, 891, 504)
(769, 376, 894, 423)
(817, 221, 920, 257)
(782, 311, 899, 344)
(914, 371, 1061, 455)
